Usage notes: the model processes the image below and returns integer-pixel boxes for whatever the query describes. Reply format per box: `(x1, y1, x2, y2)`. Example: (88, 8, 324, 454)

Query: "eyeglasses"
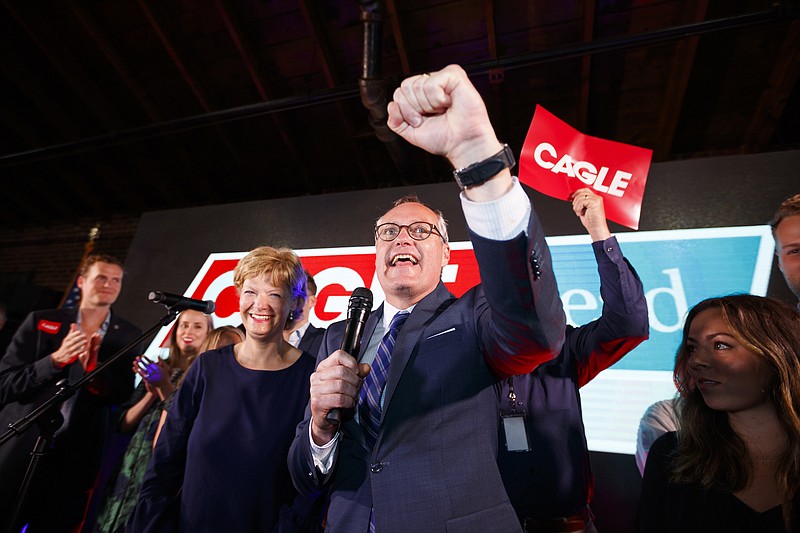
(374, 222, 445, 242)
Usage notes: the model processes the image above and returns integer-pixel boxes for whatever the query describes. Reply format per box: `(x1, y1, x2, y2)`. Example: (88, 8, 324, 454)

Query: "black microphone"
(326, 287, 373, 426)
(148, 291, 216, 314)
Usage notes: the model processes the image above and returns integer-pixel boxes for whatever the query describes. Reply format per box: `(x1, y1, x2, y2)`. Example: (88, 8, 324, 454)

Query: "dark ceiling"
(2, 0, 799, 231)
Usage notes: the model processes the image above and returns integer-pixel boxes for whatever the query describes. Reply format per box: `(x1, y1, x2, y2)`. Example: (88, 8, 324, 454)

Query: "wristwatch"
(452, 144, 516, 189)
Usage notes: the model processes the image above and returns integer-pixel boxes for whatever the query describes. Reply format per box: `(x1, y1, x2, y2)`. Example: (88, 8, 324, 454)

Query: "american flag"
(59, 226, 100, 309)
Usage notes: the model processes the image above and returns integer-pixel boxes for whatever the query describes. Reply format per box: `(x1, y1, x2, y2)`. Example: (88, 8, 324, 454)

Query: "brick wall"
(0, 214, 140, 310)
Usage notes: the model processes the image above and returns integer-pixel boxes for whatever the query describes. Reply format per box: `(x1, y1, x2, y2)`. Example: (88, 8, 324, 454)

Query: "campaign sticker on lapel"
(38, 319, 62, 334)
(518, 104, 652, 230)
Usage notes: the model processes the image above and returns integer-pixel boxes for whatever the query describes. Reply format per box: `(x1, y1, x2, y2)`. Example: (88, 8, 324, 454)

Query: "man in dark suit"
(289, 64, 566, 533)
(497, 188, 650, 532)
(0, 254, 143, 533)
(284, 270, 326, 357)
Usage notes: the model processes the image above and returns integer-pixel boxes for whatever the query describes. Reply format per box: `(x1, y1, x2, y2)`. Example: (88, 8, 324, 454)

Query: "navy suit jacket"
(498, 237, 649, 522)
(0, 307, 142, 530)
(298, 323, 326, 358)
(289, 208, 565, 533)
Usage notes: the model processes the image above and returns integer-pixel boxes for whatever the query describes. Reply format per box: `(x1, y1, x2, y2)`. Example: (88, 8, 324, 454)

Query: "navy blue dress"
(128, 345, 320, 532)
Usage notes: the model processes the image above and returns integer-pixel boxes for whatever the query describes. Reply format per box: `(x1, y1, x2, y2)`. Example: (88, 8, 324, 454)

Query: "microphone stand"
(0, 307, 181, 533)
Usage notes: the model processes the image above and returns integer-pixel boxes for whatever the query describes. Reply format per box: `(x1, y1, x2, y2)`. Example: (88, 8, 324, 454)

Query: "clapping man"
(0, 254, 143, 533)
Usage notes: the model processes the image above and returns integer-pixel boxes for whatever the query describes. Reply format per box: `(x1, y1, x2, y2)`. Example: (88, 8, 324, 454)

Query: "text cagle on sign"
(518, 104, 652, 230)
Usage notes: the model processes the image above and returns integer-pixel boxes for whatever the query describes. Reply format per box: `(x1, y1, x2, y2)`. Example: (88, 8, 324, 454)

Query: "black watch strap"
(452, 144, 516, 189)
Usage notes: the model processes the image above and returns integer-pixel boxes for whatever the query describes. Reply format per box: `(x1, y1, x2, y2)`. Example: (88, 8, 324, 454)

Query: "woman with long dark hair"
(638, 294, 800, 532)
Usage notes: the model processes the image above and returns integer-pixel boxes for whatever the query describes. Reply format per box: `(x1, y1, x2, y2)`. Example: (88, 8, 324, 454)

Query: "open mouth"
(390, 254, 418, 266)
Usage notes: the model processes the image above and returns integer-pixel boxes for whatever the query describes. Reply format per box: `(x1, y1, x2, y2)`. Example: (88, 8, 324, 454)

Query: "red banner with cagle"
(144, 244, 483, 354)
(518, 105, 652, 230)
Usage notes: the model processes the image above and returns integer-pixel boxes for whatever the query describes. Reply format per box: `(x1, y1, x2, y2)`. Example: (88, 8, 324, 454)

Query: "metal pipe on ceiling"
(1, 2, 796, 168)
(357, 0, 423, 181)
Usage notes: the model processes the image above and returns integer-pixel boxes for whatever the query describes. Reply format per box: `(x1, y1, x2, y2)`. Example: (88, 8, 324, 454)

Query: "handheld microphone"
(148, 291, 216, 315)
(326, 287, 373, 426)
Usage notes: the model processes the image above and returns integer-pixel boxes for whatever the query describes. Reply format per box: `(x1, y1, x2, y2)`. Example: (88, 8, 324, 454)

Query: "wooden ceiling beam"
(0, 41, 80, 142)
(137, 0, 255, 182)
(0, 103, 110, 221)
(743, 19, 800, 150)
(298, 0, 340, 87)
(384, 0, 410, 74)
(652, 0, 709, 161)
(484, 0, 498, 61)
(215, 0, 315, 192)
(69, 1, 206, 202)
(136, 0, 211, 111)
(0, 41, 119, 223)
(482, 0, 508, 137)
(68, 1, 161, 120)
(0, 109, 51, 227)
(299, 0, 371, 187)
(2, 0, 125, 131)
(2, 1, 151, 214)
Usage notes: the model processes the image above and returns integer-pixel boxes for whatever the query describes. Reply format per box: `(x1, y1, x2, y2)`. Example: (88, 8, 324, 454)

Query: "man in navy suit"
(285, 270, 326, 356)
(289, 64, 566, 533)
(0, 254, 143, 533)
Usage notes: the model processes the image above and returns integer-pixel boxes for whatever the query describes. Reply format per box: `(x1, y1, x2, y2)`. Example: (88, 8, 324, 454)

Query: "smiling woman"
(637, 294, 800, 533)
(128, 246, 324, 533)
(93, 309, 213, 533)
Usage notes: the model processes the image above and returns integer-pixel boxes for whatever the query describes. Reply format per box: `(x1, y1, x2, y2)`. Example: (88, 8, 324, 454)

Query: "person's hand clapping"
(50, 323, 89, 370)
(134, 355, 174, 401)
(78, 332, 101, 372)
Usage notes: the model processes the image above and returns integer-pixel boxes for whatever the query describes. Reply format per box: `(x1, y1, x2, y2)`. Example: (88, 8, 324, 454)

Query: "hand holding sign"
(570, 188, 611, 242)
(519, 105, 652, 229)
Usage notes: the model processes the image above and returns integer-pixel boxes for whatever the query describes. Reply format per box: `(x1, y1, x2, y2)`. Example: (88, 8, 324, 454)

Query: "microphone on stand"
(326, 287, 373, 426)
(148, 291, 216, 314)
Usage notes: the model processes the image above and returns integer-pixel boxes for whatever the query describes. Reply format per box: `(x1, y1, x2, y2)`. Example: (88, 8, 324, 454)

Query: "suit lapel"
(380, 283, 454, 424)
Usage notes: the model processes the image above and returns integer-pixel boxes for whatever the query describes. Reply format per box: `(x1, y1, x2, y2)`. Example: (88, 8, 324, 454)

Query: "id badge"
(501, 413, 530, 452)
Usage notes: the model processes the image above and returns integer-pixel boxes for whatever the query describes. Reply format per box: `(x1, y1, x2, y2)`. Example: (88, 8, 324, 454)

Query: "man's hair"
(381, 194, 449, 243)
(305, 270, 317, 296)
(80, 254, 124, 276)
(769, 193, 800, 235)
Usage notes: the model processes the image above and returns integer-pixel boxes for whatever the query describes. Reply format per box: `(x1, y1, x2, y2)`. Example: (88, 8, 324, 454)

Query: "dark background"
(2, 0, 798, 231)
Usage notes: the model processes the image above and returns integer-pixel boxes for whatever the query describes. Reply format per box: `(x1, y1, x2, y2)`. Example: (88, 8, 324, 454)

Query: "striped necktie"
(358, 311, 409, 449)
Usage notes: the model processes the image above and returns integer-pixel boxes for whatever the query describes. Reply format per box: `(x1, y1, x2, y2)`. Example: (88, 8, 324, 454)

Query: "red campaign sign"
(518, 104, 652, 230)
(148, 246, 482, 351)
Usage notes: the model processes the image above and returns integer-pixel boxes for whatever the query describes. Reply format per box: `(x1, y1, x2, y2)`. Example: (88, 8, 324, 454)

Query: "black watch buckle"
(453, 144, 516, 189)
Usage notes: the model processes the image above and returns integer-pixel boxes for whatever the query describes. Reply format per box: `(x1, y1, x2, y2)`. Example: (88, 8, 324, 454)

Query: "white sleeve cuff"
(309, 420, 339, 474)
(459, 177, 531, 240)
